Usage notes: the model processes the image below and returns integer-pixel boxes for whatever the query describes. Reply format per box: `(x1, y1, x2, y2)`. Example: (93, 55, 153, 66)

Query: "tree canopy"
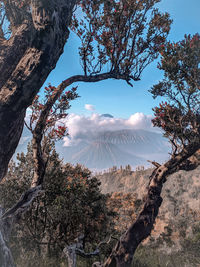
(151, 34, 200, 156)
(71, 0, 171, 84)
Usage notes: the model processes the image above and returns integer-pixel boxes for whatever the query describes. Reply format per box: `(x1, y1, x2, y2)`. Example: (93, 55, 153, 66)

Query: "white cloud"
(85, 104, 95, 111)
(126, 113, 153, 128)
(62, 112, 160, 146)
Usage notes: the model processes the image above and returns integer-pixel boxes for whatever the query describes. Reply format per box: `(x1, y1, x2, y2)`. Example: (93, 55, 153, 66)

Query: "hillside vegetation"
(97, 165, 200, 267)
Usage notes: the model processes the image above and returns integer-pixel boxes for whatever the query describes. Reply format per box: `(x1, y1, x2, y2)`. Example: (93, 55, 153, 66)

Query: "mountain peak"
(101, 114, 114, 118)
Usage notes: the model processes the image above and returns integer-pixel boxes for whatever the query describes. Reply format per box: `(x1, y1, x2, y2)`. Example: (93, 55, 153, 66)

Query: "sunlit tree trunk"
(103, 145, 200, 266)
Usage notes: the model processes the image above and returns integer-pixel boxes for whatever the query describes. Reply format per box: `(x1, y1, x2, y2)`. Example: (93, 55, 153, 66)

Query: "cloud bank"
(62, 112, 159, 146)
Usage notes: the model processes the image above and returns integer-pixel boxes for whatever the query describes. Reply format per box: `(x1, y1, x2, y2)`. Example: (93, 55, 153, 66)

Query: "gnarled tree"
(0, 2, 77, 264)
(103, 34, 200, 267)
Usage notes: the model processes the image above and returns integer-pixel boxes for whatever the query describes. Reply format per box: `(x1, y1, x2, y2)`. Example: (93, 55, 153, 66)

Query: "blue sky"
(44, 0, 200, 119)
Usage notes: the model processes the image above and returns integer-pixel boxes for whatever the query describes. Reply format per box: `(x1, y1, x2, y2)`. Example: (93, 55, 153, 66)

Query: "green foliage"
(181, 223, 200, 261)
(0, 143, 115, 266)
(71, 0, 171, 80)
(29, 85, 79, 141)
(150, 34, 200, 153)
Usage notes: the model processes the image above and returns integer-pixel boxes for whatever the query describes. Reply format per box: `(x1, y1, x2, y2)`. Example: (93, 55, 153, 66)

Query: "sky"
(42, 0, 200, 120)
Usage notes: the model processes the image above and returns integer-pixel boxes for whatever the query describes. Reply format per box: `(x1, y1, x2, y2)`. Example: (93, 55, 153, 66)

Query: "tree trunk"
(0, 207, 15, 267)
(31, 133, 46, 188)
(0, 228, 15, 267)
(0, 110, 25, 181)
(103, 143, 200, 267)
(63, 244, 77, 267)
(0, 0, 77, 182)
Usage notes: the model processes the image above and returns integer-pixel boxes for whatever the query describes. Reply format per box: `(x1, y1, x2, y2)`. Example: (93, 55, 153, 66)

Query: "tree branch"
(0, 186, 42, 266)
(147, 160, 161, 168)
(0, 206, 15, 267)
(30, 71, 137, 187)
(1, 186, 42, 220)
(64, 234, 118, 267)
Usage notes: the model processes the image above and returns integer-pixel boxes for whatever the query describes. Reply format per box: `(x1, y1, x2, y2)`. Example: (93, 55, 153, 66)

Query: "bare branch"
(64, 234, 118, 267)
(147, 160, 161, 168)
(1, 186, 42, 220)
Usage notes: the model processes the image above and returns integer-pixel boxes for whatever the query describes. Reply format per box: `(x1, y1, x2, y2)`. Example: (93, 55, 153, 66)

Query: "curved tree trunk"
(103, 144, 200, 267)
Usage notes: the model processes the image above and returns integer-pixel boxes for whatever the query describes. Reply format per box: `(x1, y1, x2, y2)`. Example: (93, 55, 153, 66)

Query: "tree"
(26, 84, 79, 188)
(0, 83, 79, 266)
(0, 0, 171, 182)
(0, 144, 115, 266)
(0, 0, 172, 266)
(103, 34, 200, 267)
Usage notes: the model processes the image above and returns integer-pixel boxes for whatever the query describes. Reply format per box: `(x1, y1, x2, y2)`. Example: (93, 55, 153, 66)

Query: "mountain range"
(16, 126, 170, 170)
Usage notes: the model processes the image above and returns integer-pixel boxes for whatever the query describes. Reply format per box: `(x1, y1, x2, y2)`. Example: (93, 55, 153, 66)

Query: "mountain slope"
(15, 128, 170, 170)
(60, 129, 170, 169)
(69, 141, 145, 169)
(97, 129, 169, 158)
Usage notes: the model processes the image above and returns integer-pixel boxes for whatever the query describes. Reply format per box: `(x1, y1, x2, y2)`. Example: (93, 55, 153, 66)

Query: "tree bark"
(0, 0, 77, 182)
(0, 207, 15, 267)
(31, 132, 46, 188)
(103, 143, 200, 267)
